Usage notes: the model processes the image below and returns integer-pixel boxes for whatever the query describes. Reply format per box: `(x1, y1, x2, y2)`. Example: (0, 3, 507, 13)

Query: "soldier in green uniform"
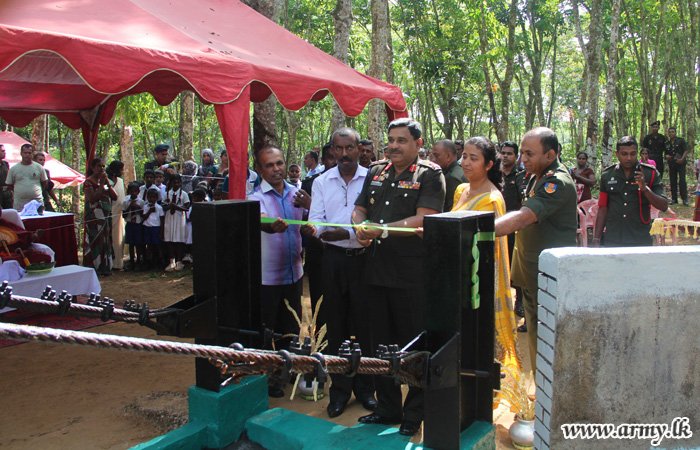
(430, 139, 467, 211)
(495, 127, 577, 371)
(593, 136, 668, 247)
(352, 118, 445, 436)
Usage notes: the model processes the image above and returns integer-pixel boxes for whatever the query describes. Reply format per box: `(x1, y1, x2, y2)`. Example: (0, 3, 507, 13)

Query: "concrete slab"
(246, 408, 495, 450)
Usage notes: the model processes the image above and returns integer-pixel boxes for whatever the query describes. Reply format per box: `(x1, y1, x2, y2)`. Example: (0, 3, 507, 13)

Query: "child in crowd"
(183, 188, 207, 264)
(139, 169, 162, 202)
(288, 163, 301, 189)
(142, 188, 165, 269)
(212, 182, 225, 201)
(195, 181, 213, 201)
(122, 182, 145, 270)
(154, 170, 167, 200)
(163, 174, 190, 272)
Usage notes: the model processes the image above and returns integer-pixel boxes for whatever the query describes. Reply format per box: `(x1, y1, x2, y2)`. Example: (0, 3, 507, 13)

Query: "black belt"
(326, 244, 366, 257)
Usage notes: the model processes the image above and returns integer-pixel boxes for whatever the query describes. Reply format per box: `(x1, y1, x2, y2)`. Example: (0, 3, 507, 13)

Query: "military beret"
(650, 121, 660, 127)
(153, 144, 170, 154)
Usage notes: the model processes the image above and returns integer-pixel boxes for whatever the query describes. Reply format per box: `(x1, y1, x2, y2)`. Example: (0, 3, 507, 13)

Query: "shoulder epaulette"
(369, 159, 390, 167)
(602, 163, 616, 172)
(418, 160, 442, 171)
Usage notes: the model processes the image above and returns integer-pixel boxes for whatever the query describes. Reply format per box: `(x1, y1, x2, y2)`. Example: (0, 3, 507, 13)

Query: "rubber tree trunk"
(330, 0, 353, 132)
(243, 0, 281, 153)
(179, 91, 195, 162)
(584, 0, 604, 168)
(119, 115, 136, 185)
(601, 0, 621, 168)
(367, 0, 393, 154)
(32, 114, 47, 152)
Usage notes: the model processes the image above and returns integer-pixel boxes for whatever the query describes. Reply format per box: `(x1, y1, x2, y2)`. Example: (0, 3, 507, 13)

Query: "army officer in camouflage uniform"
(593, 136, 668, 247)
(495, 127, 577, 371)
(352, 118, 445, 436)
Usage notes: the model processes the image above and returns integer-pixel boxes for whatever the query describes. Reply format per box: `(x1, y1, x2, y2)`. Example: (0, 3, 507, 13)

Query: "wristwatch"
(381, 224, 389, 239)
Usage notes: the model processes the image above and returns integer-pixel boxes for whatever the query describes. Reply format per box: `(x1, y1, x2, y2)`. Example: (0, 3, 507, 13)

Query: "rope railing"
(0, 282, 428, 387)
(0, 322, 427, 387)
(0, 284, 171, 325)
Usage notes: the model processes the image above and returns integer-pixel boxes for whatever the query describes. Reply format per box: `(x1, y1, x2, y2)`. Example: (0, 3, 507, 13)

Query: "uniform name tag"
(370, 181, 383, 186)
(608, 179, 618, 184)
(398, 181, 420, 190)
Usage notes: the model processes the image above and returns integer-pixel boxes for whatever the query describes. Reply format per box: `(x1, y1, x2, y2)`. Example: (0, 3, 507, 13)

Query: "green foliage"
(8, 0, 699, 175)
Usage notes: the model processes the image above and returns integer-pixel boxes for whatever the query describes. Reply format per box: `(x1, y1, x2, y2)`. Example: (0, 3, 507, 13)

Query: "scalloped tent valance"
(0, 0, 407, 198)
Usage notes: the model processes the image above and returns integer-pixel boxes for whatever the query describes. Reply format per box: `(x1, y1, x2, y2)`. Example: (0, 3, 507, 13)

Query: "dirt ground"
(0, 267, 533, 449)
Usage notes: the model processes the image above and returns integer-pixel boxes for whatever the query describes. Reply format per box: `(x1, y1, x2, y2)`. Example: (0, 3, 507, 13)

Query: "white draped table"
(0, 265, 101, 314)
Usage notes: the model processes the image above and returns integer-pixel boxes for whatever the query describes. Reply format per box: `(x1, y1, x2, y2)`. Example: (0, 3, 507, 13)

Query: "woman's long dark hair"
(465, 136, 502, 189)
(106, 160, 124, 178)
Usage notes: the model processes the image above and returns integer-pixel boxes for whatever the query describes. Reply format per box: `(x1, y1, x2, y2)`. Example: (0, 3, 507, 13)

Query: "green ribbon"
(470, 231, 495, 309)
(260, 216, 417, 233)
(261, 216, 493, 310)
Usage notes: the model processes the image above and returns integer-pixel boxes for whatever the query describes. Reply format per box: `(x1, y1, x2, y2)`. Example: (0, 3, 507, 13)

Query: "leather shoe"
(399, 420, 422, 436)
(517, 323, 527, 333)
(361, 396, 377, 411)
(327, 402, 346, 418)
(358, 413, 401, 425)
(514, 299, 525, 318)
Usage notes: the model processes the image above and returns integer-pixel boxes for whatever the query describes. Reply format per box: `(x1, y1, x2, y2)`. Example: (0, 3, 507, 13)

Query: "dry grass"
(496, 366, 535, 421)
(284, 296, 329, 401)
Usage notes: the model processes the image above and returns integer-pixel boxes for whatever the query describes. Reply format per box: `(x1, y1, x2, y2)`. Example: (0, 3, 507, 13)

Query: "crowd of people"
(4, 117, 682, 433)
(81, 145, 230, 276)
(239, 117, 690, 437)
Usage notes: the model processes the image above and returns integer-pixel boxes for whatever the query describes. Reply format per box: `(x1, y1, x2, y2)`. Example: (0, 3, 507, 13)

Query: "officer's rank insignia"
(398, 181, 420, 190)
(545, 170, 555, 176)
(370, 198, 375, 204)
(409, 164, 417, 172)
(373, 175, 379, 181)
(544, 182, 557, 194)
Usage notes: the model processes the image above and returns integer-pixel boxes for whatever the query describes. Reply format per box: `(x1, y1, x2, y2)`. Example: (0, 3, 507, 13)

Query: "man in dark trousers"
(665, 127, 689, 206)
(642, 121, 667, 178)
(353, 118, 445, 436)
(594, 136, 668, 247)
(499, 141, 527, 324)
(301, 127, 376, 419)
(495, 127, 577, 372)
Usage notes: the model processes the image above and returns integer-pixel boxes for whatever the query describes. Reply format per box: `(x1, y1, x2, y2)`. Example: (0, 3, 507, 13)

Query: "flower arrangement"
(284, 296, 328, 401)
(496, 366, 535, 420)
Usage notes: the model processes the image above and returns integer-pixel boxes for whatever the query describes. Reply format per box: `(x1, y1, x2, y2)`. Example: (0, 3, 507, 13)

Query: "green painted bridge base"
(130, 374, 494, 450)
(246, 408, 495, 450)
(130, 375, 269, 450)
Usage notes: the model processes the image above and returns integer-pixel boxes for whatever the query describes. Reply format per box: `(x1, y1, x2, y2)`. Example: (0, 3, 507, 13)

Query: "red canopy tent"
(0, 131, 85, 188)
(0, 0, 407, 198)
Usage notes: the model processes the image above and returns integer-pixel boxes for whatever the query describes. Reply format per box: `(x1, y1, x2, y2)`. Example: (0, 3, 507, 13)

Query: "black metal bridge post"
(422, 211, 496, 450)
(191, 200, 262, 392)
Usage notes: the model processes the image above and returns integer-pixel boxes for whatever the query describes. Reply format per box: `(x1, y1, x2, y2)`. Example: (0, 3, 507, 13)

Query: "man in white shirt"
(7, 144, 47, 212)
(304, 150, 324, 178)
(301, 127, 376, 419)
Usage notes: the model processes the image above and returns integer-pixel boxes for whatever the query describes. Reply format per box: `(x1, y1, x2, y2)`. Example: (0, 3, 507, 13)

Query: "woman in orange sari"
(452, 137, 520, 377)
